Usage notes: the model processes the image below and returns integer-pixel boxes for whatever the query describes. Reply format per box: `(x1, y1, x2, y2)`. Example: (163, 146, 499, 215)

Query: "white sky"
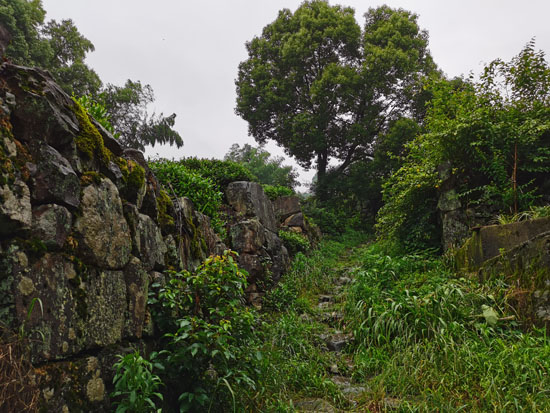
(40, 0, 550, 185)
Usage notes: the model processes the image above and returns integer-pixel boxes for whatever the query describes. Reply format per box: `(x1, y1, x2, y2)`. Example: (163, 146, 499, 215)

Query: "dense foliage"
(147, 252, 258, 412)
(225, 143, 299, 189)
(149, 159, 224, 232)
(174, 157, 255, 192)
(377, 41, 550, 250)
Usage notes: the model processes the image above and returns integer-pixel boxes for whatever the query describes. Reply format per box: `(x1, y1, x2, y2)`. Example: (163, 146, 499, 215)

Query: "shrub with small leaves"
(148, 251, 259, 412)
(278, 230, 310, 256)
(111, 351, 163, 413)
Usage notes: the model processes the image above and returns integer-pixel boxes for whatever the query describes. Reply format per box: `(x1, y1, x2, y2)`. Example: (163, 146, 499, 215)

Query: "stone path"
(293, 261, 405, 412)
(294, 265, 364, 412)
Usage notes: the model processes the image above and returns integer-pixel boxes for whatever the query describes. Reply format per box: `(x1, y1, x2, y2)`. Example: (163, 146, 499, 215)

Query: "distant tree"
(41, 18, 101, 96)
(225, 143, 299, 189)
(100, 80, 183, 151)
(0, 1, 101, 96)
(1, 0, 183, 150)
(236, 1, 435, 197)
(0, 0, 50, 66)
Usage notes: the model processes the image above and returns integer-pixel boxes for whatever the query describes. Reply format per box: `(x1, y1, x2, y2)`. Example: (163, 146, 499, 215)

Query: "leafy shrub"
(149, 159, 224, 232)
(74, 94, 118, 136)
(148, 251, 259, 412)
(262, 184, 294, 200)
(278, 230, 310, 256)
(177, 157, 256, 191)
(111, 351, 163, 413)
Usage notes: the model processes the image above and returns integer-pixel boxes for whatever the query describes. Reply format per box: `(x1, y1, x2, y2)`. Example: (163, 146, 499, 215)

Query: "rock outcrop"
(225, 182, 290, 304)
(0, 64, 225, 411)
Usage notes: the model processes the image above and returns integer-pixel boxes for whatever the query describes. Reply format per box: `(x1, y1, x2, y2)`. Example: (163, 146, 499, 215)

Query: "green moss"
(126, 160, 145, 193)
(15, 238, 48, 261)
(80, 171, 102, 187)
(156, 189, 175, 232)
(71, 99, 112, 167)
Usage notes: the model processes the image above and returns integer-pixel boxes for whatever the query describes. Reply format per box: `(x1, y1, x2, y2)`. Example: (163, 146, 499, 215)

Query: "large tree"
(236, 1, 435, 194)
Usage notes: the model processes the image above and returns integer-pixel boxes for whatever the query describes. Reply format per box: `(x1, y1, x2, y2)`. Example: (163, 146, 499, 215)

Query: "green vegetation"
(147, 251, 258, 412)
(173, 157, 255, 192)
(111, 352, 164, 413)
(278, 230, 310, 257)
(236, 2, 435, 198)
(225, 143, 299, 190)
(378, 41, 550, 250)
(149, 158, 224, 233)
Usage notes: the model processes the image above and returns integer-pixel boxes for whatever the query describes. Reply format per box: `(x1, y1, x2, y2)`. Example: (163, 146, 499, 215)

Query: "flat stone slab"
(325, 332, 353, 352)
(331, 376, 367, 396)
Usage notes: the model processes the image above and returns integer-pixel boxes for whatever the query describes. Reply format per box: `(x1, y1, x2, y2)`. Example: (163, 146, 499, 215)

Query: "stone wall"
(0, 63, 306, 411)
(0, 64, 225, 411)
(455, 218, 550, 328)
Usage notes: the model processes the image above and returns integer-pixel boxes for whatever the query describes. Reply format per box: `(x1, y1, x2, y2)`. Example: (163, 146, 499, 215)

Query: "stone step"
(318, 294, 334, 303)
(323, 332, 353, 352)
(331, 375, 367, 397)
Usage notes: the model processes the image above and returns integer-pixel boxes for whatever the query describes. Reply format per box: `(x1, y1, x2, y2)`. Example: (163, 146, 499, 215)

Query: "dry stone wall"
(0, 63, 307, 411)
(0, 64, 226, 411)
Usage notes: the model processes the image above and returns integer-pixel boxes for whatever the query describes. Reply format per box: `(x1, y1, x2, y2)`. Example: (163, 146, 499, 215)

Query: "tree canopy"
(236, 1, 436, 195)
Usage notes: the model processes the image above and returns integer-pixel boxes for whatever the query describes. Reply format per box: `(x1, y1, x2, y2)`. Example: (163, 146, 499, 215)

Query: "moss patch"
(71, 99, 112, 168)
(156, 189, 175, 233)
(80, 171, 102, 187)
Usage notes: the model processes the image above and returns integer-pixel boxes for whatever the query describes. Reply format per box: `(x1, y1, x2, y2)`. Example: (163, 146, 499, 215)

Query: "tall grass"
(346, 244, 550, 411)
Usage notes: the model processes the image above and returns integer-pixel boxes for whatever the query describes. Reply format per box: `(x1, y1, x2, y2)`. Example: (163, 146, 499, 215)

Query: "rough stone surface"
(29, 142, 80, 208)
(437, 161, 470, 250)
(226, 181, 278, 232)
(0, 63, 294, 410)
(230, 219, 265, 253)
(474, 230, 550, 326)
(31, 204, 72, 249)
(283, 212, 305, 228)
(294, 398, 338, 413)
(123, 257, 149, 339)
(0, 179, 31, 235)
(456, 217, 550, 271)
(74, 178, 132, 269)
(273, 195, 301, 221)
(124, 204, 166, 271)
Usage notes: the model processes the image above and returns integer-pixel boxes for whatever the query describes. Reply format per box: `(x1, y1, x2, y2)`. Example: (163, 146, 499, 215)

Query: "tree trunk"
(316, 150, 329, 201)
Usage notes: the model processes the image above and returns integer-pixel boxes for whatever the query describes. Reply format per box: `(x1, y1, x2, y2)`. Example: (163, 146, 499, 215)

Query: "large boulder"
(31, 204, 72, 249)
(226, 181, 278, 232)
(29, 142, 80, 208)
(74, 178, 132, 270)
(273, 195, 301, 222)
(124, 204, 166, 271)
(226, 182, 290, 292)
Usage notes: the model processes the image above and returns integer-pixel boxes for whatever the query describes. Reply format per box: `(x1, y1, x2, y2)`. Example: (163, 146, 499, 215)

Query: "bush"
(149, 159, 224, 232)
(278, 230, 310, 256)
(111, 351, 163, 413)
(262, 184, 294, 200)
(177, 157, 256, 191)
(148, 251, 259, 412)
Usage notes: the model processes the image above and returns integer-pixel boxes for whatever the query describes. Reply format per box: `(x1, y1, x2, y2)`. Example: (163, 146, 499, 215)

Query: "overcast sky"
(41, 0, 550, 185)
